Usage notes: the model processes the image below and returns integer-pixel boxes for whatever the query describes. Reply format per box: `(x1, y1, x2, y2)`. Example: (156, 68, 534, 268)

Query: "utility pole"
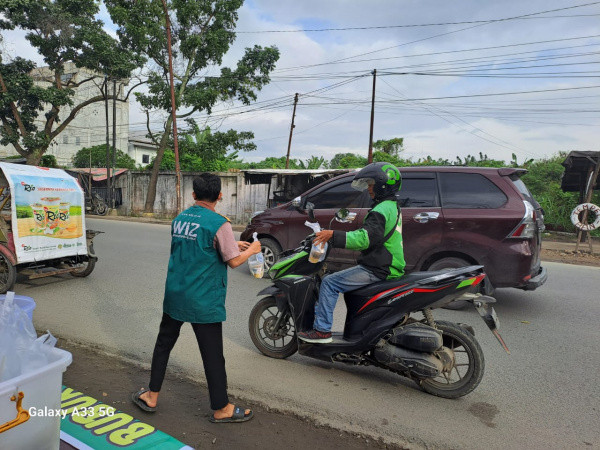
(104, 76, 111, 210)
(111, 79, 117, 210)
(161, 0, 182, 213)
(368, 69, 377, 164)
(285, 93, 299, 169)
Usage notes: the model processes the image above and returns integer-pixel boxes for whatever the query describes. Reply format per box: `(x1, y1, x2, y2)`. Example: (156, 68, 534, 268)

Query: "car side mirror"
(306, 202, 316, 222)
(291, 196, 301, 208)
(335, 208, 357, 223)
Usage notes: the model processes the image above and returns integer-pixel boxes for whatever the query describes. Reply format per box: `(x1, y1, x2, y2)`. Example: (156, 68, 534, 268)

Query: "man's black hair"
(193, 173, 221, 202)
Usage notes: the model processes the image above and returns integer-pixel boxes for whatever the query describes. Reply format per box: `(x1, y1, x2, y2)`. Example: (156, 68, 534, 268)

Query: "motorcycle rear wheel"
(249, 296, 298, 359)
(419, 321, 484, 399)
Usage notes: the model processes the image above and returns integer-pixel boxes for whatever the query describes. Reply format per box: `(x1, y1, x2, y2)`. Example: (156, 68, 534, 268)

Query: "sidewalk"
(89, 214, 247, 231)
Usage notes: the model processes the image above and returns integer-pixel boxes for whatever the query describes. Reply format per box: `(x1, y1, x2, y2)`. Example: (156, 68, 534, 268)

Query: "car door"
(397, 172, 444, 271)
(286, 178, 370, 269)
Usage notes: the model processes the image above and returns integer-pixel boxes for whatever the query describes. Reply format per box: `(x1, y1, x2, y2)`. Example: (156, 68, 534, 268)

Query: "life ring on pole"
(570, 203, 600, 231)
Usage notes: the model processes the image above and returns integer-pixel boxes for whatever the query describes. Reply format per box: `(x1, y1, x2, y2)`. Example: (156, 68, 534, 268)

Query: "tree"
(299, 156, 325, 169)
(106, 0, 280, 212)
(239, 156, 301, 170)
(373, 137, 404, 157)
(0, 0, 143, 165)
(328, 153, 365, 169)
(72, 145, 136, 169)
(151, 125, 255, 172)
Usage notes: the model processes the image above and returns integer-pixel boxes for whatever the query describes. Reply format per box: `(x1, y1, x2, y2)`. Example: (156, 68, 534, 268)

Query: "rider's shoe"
(297, 329, 332, 343)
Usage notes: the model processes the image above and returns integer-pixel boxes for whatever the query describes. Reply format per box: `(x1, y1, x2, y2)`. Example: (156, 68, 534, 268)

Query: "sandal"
(131, 389, 157, 412)
(209, 405, 253, 423)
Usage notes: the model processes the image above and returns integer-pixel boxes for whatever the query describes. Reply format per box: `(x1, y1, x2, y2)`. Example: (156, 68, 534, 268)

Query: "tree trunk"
(143, 116, 173, 213)
(25, 150, 43, 166)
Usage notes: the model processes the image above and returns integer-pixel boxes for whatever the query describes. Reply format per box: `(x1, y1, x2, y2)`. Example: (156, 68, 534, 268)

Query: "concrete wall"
(118, 171, 272, 224)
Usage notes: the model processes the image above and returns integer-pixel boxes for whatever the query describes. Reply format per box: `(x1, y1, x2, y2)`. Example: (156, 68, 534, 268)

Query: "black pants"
(149, 313, 229, 410)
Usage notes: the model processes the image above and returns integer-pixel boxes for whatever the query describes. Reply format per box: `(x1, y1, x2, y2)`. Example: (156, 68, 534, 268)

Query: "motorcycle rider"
(298, 162, 406, 343)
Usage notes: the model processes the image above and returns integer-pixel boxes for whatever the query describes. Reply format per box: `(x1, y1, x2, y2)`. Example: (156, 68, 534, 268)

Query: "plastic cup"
(41, 197, 61, 228)
(31, 203, 46, 228)
(59, 202, 70, 225)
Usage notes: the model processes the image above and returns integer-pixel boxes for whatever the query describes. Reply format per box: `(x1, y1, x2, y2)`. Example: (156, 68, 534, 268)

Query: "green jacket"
(163, 205, 229, 323)
(331, 199, 405, 279)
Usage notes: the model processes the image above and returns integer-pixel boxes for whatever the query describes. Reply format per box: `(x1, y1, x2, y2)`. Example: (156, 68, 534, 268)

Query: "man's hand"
(237, 241, 251, 251)
(313, 230, 333, 247)
(227, 240, 262, 268)
(249, 240, 262, 254)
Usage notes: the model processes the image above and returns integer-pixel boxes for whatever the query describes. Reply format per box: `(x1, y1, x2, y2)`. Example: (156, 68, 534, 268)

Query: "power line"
(237, 12, 600, 33)
(274, 34, 600, 73)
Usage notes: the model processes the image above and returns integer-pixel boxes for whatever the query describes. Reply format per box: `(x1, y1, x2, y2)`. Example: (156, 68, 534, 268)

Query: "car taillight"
(507, 200, 536, 239)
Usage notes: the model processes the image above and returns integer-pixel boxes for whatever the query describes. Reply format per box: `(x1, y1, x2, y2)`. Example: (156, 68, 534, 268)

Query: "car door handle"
(413, 212, 440, 223)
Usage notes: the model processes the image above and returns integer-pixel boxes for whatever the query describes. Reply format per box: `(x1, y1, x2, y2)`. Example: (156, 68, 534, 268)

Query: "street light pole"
(160, 0, 182, 214)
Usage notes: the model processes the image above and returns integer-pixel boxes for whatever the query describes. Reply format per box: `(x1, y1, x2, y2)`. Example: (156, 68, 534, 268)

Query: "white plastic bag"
(305, 221, 328, 263)
(0, 292, 56, 382)
(247, 232, 265, 278)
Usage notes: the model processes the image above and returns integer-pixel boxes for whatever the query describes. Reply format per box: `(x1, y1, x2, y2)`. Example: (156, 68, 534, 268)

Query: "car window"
(439, 173, 507, 209)
(307, 182, 368, 209)
(396, 177, 438, 207)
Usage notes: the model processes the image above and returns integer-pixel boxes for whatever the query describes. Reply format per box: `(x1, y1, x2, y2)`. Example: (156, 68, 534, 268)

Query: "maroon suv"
(241, 166, 547, 292)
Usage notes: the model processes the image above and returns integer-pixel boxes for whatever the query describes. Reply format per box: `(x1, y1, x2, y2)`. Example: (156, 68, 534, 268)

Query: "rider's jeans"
(313, 265, 381, 332)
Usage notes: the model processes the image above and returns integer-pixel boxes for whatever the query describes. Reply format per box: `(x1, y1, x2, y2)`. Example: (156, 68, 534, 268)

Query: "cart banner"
(0, 163, 87, 263)
(60, 387, 193, 450)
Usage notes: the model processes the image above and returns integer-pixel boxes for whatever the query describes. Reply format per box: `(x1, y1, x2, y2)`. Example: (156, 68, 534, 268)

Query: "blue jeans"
(313, 265, 381, 332)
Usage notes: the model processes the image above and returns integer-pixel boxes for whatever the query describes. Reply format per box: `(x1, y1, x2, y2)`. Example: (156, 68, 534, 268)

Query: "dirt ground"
(540, 233, 600, 267)
(60, 341, 403, 450)
(541, 248, 600, 267)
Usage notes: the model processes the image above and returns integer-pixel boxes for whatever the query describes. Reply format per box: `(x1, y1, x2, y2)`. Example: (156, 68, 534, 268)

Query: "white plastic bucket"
(0, 295, 36, 321)
(0, 346, 72, 450)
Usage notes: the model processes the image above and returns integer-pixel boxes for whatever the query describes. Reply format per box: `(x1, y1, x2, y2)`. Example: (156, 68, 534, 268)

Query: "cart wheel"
(71, 244, 96, 278)
(0, 252, 17, 294)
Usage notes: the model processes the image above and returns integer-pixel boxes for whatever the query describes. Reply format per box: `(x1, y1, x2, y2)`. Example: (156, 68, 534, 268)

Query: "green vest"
(163, 205, 229, 323)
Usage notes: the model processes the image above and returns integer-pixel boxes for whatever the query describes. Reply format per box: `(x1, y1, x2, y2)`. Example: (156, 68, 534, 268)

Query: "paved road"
(20, 218, 600, 449)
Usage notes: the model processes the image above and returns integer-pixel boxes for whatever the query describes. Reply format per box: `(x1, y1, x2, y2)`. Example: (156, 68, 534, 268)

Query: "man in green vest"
(132, 173, 261, 423)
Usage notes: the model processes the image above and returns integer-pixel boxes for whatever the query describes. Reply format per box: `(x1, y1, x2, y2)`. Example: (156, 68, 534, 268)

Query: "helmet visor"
(351, 177, 375, 192)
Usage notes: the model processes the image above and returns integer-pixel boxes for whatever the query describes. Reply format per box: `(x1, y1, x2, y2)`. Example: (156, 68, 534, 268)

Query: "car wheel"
(428, 257, 472, 310)
(259, 238, 282, 271)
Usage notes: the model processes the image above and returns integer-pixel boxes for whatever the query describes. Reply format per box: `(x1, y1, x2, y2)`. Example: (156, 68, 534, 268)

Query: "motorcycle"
(248, 204, 510, 399)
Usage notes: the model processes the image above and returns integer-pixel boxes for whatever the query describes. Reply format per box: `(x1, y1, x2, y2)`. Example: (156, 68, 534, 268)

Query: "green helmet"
(351, 162, 402, 201)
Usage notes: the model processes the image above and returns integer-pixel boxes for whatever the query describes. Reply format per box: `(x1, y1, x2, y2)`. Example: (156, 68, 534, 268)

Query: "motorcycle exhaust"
(388, 323, 443, 353)
(374, 341, 444, 378)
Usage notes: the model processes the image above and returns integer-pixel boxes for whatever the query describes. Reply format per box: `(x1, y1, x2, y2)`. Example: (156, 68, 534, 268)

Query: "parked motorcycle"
(249, 205, 510, 398)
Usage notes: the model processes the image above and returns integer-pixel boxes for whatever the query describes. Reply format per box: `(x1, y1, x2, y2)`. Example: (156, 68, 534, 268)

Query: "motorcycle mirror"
(306, 202, 316, 222)
(335, 208, 357, 223)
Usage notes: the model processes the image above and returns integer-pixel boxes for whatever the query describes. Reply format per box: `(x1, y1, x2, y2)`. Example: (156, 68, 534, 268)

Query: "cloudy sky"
(2, 0, 599, 164)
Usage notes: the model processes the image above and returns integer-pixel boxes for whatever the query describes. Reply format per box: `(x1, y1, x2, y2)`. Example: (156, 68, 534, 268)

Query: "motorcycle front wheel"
(419, 321, 485, 399)
(249, 296, 298, 359)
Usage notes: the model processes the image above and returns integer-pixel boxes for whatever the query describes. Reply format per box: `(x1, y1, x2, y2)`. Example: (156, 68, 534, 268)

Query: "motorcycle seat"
(345, 270, 449, 298)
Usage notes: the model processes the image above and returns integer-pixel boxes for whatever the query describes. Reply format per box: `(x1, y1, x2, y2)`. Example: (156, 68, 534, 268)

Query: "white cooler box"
(0, 346, 72, 450)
